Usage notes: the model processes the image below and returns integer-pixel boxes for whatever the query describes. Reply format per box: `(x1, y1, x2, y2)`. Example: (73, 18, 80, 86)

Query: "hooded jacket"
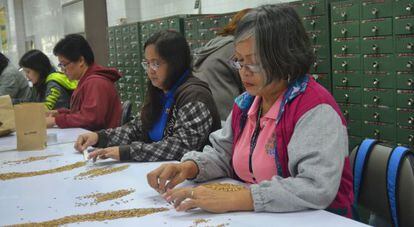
(39, 72, 77, 110)
(55, 64, 122, 130)
(193, 35, 244, 120)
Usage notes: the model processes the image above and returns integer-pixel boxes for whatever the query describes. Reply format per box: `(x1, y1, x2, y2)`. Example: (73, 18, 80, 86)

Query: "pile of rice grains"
(2, 154, 62, 165)
(9, 208, 169, 226)
(202, 183, 245, 192)
(75, 189, 135, 207)
(74, 164, 129, 180)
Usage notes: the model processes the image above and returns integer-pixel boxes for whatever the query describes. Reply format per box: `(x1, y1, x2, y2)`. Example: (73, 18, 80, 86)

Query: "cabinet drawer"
(362, 106, 396, 123)
(340, 103, 363, 121)
(396, 72, 414, 89)
(334, 87, 362, 104)
(310, 58, 330, 73)
(395, 54, 414, 72)
(394, 34, 414, 53)
(332, 54, 362, 71)
(361, 36, 394, 54)
(363, 88, 396, 107)
(348, 120, 363, 136)
(396, 127, 414, 147)
(394, 0, 414, 17)
(363, 73, 395, 89)
(312, 73, 331, 90)
(302, 15, 328, 31)
(312, 44, 329, 58)
(396, 90, 414, 109)
(396, 109, 414, 127)
(361, 18, 393, 36)
(296, 0, 326, 16)
(332, 21, 360, 38)
(362, 0, 393, 19)
(363, 54, 395, 72)
(333, 71, 363, 87)
(362, 122, 397, 141)
(349, 136, 363, 150)
(332, 37, 360, 54)
(394, 16, 414, 35)
(308, 30, 329, 45)
(331, 1, 360, 22)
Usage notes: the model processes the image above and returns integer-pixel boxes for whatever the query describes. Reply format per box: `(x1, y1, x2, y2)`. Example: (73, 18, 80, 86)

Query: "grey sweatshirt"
(0, 64, 32, 100)
(182, 104, 348, 212)
(193, 35, 244, 120)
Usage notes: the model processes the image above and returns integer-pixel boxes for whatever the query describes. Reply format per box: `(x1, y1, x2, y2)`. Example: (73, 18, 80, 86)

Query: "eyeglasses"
(58, 62, 73, 70)
(228, 58, 262, 73)
(141, 60, 163, 72)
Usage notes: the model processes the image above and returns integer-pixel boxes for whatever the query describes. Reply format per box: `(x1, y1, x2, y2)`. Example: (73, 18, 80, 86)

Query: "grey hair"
(234, 4, 315, 85)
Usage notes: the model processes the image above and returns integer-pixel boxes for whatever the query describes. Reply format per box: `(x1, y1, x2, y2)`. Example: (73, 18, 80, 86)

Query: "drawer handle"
(408, 98, 414, 106)
(409, 117, 414, 125)
(200, 32, 205, 37)
(310, 20, 316, 26)
(373, 78, 379, 85)
(213, 20, 219, 25)
(374, 129, 380, 137)
(408, 79, 413, 86)
(372, 62, 379, 68)
(341, 61, 348, 68)
(341, 28, 348, 35)
(341, 45, 348, 51)
(342, 77, 348, 84)
(159, 22, 164, 26)
(311, 33, 317, 40)
(407, 61, 413, 68)
(341, 11, 347, 18)
(371, 8, 378, 15)
(372, 44, 378, 51)
(409, 135, 414, 142)
(313, 62, 319, 69)
(187, 22, 192, 27)
(200, 22, 204, 26)
(309, 5, 315, 11)
(344, 94, 349, 101)
(373, 96, 380, 104)
(407, 4, 413, 12)
(373, 112, 380, 120)
(407, 43, 414, 50)
(343, 110, 349, 117)
(406, 23, 413, 31)
(313, 47, 318, 54)
(170, 20, 175, 25)
(371, 26, 378, 33)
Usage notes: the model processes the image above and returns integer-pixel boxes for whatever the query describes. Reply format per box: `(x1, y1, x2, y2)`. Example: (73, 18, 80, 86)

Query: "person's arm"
(250, 104, 348, 212)
(94, 117, 144, 148)
(119, 101, 213, 161)
(181, 112, 235, 182)
(43, 81, 64, 110)
(54, 79, 112, 129)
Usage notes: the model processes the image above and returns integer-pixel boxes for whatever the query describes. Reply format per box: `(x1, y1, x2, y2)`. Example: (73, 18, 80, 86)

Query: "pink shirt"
(233, 94, 284, 184)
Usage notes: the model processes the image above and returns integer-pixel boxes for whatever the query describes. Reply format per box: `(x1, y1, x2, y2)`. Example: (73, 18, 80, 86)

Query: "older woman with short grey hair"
(147, 4, 353, 218)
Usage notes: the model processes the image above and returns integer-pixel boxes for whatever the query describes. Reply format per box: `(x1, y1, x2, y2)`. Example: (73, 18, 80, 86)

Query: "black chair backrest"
(121, 100, 132, 125)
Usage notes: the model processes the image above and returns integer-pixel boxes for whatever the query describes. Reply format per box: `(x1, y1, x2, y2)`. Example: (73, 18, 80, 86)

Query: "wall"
(107, 0, 295, 26)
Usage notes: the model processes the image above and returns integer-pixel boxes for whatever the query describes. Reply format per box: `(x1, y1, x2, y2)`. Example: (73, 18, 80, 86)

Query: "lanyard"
(248, 103, 263, 183)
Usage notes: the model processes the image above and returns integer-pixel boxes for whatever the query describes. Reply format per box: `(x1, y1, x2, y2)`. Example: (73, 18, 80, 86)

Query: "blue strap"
(353, 138, 378, 203)
(386, 146, 411, 227)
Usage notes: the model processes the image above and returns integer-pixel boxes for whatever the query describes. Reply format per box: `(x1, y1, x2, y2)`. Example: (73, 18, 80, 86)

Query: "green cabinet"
(331, 1, 360, 21)
(394, 17, 414, 35)
(332, 21, 360, 38)
(334, 87, 362, 104)
(361, 18, 393, 36)
(361, 36, 394, 54)
(333, 71, 363, 87)
(393, 0, 414, 16)
(332, 37, 360, 54)
(363, 73, 395, 89)
(363, 88, 396, 107)
(363, 54, 395, 72)
(394, 35, 414, 53)
(362, 0, 393, 19)
(332, 54, 362, 71)
(361, 106, 396, 123)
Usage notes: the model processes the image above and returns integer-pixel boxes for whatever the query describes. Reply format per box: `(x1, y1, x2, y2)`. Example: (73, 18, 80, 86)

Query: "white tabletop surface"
(0, 141, 368, 227)
(0, 127, 89, 152)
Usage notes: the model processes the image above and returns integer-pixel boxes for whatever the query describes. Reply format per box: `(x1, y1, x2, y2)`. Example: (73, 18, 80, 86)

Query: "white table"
(0, 142, 368, 226)
(0, 127, 89, 152)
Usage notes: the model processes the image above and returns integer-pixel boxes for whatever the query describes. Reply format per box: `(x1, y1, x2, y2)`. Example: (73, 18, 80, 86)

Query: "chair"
(350, 143, 414, 227)
(121, 100, 133, 125)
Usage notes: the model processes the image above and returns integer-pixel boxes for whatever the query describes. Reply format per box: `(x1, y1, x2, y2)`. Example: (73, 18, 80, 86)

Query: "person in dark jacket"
(192, 9, 250, 120)
(74, 30, 221, 163)
(0, 52, 32, 101)
(46, 34, 122, 130)
(19, 49, 78, 110)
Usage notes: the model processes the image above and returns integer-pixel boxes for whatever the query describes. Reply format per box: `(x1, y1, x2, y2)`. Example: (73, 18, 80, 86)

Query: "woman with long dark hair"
(74, 30, 221, 163)
(19, 49, 77, 110)
(0, 52, 31, 100)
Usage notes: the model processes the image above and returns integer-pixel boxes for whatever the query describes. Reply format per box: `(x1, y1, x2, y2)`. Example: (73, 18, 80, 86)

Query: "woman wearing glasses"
(147, 4, 353, 218)
(19, 49, 77, 110)
(75, 30, 221, 163)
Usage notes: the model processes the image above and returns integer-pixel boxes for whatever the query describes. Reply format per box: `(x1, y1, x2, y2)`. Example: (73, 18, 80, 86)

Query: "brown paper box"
(0, 95, 15, 137)
(14, 103, 47, 151)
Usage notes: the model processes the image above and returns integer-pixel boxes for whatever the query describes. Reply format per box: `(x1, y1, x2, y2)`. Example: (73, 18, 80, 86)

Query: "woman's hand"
(147, 161, 199, 193)
(163, 186, 254, 213)
(74, 132, 99, 152)
(88, 146, 120, 161)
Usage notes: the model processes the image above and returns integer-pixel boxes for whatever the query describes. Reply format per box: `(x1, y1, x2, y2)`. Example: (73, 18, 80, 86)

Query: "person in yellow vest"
(19, 49, 77, 110)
